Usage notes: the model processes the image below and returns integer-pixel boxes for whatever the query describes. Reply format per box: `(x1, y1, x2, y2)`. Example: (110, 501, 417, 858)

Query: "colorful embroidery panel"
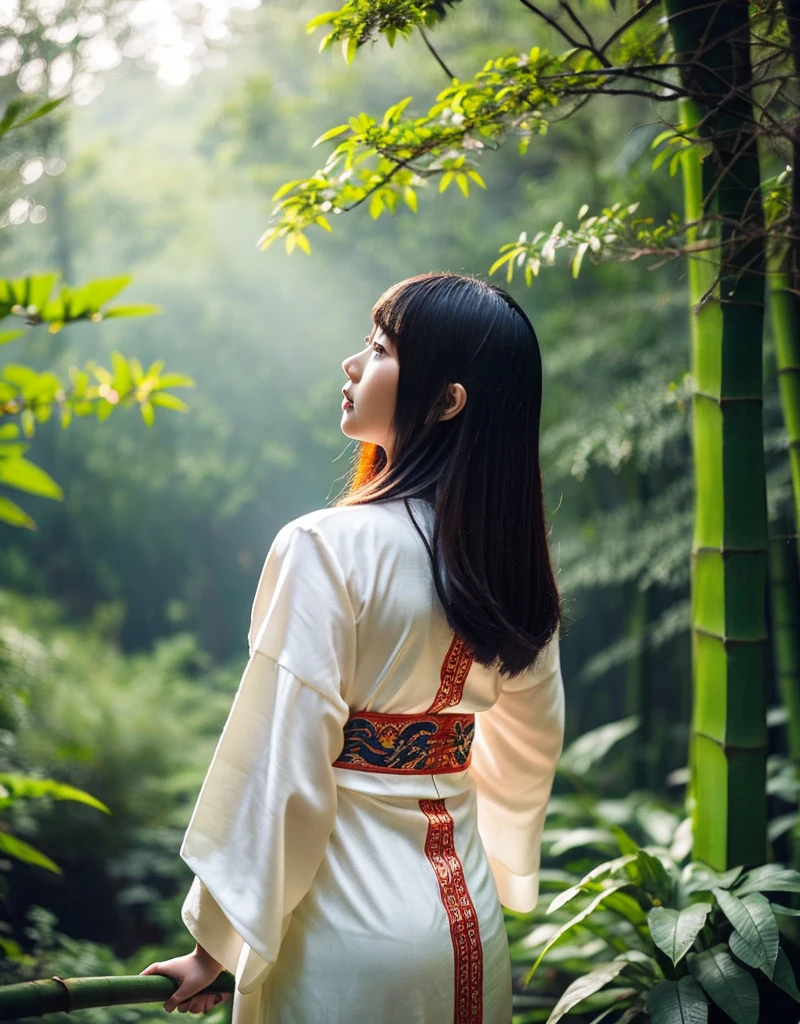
(332, 711, 475, 774)
(420, 798, 483, 1024)
(427, 635, 474, 714)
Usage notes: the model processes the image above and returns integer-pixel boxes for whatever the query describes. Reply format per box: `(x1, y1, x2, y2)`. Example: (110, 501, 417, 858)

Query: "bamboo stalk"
(666, 0, 769, 870)
(769, 531, 800, 867)
(0, 974, 234, 1021)
(768, 254, 800, 556)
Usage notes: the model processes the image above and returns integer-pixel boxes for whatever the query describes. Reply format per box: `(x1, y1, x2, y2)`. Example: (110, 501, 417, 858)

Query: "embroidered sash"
(333, 711, 475, 774)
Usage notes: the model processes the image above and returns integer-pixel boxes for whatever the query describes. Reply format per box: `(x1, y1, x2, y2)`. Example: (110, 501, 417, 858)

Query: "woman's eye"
(372, 343, 385, 356)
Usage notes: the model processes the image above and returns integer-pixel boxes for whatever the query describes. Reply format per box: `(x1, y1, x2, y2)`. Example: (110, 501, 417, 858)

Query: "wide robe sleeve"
(470, 633, 565, 914)
(179, 522, 354, 1000)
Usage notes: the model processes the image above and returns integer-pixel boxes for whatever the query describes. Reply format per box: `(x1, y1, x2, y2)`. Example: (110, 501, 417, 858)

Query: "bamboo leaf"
(305, 10, 337, 32)
(150, 392, 189, 413)
(689, 948, 759, 1024)
(547, 854, 639, 915)
(0, 457, 63, 500)
(648, 904, 712, 967)
(526, 881, 631, 982)
(547, 827, 615, 856)
(0, 329, 25, 345)
(547, 960, 629, 1023)
(157, 373, 194, 389)
(572, 241, 589, 278)
(101, 304, 161, 319)
(343, 35, 358, 64)
(312, 124, 350, 147)
(0, 494, 34, 529)
(403, 187, 418, 213)
(0, 832, 61, 873)
(0, 774, 110, 813)
(646, 977, 708, 1024)
(559, 716, 640, 776)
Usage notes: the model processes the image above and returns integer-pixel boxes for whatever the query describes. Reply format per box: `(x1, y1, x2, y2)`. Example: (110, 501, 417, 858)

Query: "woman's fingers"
(177, 993, 222, 1014)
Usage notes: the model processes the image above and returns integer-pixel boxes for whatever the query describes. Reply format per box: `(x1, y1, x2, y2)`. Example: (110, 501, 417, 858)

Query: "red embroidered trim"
(420, 798, 483, 1024)
(427, 635, 474, 714)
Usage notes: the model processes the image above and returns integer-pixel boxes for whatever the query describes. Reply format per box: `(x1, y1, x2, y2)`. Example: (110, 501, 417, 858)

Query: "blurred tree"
(0, 1, 206, 528)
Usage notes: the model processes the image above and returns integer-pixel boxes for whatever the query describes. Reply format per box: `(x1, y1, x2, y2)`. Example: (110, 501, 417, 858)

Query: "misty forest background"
(2, 1, 796, 1022)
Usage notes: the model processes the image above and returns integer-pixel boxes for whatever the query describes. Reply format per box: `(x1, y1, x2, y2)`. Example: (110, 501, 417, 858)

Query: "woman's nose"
(342, 352, 360, 379)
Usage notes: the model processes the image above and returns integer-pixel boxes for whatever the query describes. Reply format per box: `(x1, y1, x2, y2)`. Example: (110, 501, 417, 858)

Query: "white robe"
(180, 498, 565, 1024)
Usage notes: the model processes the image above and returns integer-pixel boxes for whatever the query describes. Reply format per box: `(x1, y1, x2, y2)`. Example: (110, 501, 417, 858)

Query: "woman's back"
(180, 498, 564, 1024)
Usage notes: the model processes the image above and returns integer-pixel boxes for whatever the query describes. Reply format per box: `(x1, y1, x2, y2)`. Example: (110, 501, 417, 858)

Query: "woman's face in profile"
(341, 326, 399, 455)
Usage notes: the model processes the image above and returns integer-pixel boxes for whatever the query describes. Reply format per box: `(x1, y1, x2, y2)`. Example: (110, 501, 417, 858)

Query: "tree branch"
(418, 26, 456, 80)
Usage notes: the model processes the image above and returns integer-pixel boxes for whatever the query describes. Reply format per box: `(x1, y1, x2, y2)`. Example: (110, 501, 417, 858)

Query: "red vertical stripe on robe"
(420, 798, 483, 1024)
(427, 636, 474, 714)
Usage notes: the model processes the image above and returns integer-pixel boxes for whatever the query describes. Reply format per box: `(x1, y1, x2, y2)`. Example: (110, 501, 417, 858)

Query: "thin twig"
(516, 0, 587, 53)
(418, 27, 456, 80)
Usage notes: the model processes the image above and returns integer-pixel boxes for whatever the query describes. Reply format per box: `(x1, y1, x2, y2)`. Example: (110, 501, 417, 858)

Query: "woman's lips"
(342, 397, 354, 411)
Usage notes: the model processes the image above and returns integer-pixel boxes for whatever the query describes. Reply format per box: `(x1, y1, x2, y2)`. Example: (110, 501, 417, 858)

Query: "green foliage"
(489, 203, 685, 284)
(0, 97, 67, 140)
(518, 735, 800, 1024)
(0, 772, 110, 877)
(259, 43, 598, 254)
(308, 0, 463, 55)
(0, 274, 191, 527)
(0, 587, 238, 951)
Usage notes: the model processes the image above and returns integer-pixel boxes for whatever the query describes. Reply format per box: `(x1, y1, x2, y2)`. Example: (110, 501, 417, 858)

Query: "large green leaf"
(647, 977, 708, 1024)
(0, 457, 63, 500)
(689, 948, 759, 1024)
(603, 890, 648, 927)
(547, 959, 629, 1023)
(648, 903, 711, 966)
(773, 948, 800, 1002)
(683, 863, 742, 895)
(713, 889, 779, 978)
(0, 832, 61, 873)
(733, 865, 800, 896)
(630, 848, 672, 901)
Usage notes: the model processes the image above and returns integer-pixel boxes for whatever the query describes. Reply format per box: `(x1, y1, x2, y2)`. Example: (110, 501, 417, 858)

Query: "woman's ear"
(438, 383, 467, 422)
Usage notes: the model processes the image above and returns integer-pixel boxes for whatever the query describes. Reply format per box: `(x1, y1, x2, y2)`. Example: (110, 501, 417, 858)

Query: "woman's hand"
(140, 947, 232, 1014)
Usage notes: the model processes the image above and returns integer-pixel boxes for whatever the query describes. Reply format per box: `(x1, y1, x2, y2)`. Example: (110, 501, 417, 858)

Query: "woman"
(141, 272, 565, 1023)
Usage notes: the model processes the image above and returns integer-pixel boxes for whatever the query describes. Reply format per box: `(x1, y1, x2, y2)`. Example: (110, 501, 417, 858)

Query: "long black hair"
(337, 272, 560, 677)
